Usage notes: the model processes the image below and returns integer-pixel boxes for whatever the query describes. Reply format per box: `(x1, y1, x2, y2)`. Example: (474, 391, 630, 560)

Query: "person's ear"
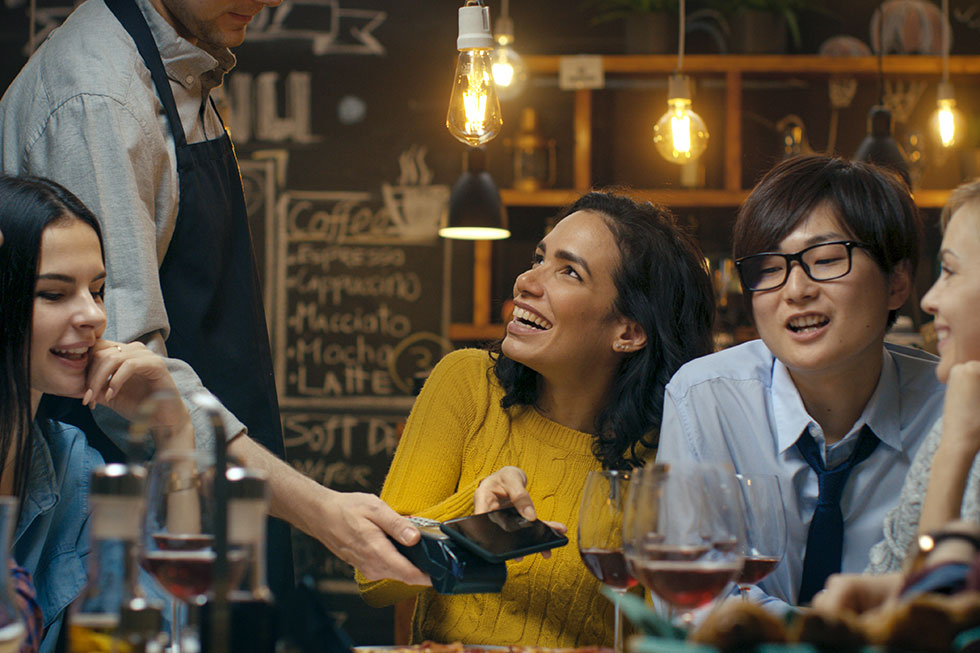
(612, 320, 647, 354)
(887, 260, 913, 311)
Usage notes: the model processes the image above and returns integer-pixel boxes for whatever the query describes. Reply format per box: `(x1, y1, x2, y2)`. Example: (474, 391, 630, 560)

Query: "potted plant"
(708, 0, 817, 53)
(583, 0, 681, 54)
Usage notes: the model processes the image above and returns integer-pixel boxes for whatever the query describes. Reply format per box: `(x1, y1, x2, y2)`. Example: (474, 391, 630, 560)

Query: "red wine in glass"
(737, 555, 780, 585)
(635, 559, 741, 610)
(580, 548, 638, 590)
(152, 533, 214, 551)
(142, 549, 248, 603)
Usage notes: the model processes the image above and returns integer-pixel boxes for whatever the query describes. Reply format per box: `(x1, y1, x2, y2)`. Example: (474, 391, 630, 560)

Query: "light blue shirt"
(14, 419, 104, 653)
(657, 339, 944, 612)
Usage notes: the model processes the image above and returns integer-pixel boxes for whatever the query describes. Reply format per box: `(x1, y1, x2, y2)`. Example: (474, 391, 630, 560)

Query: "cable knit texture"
(867, 416, 980, 573)
(356, 348, 623, 647)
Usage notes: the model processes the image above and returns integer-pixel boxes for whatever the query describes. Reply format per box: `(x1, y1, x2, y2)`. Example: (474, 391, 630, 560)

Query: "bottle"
(69, 464, 166, 653)
(200, 467, 277, 653)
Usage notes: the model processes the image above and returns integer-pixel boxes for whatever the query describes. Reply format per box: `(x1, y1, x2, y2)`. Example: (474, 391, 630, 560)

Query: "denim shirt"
(14, 419, 103, 652)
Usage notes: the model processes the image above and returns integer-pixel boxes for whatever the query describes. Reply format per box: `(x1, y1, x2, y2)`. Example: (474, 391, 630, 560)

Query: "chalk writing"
(226, 71, 318, 145)
(274, 189, 449, 408)
(245, 0, 386, 55)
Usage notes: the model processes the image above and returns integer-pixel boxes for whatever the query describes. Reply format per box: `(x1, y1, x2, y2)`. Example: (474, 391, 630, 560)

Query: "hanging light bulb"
(653, 74, 710, 164)
(928, 0, 964, 150)
(929, 81, 966, 148)
(446, 2, 503, 147)
(491, 7, 527, 101)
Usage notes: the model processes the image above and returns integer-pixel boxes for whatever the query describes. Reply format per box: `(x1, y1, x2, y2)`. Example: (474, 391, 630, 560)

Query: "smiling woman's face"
(921, 204, 980, 384)
(30, 218, 107, 403)
(501, 210, 628, 379)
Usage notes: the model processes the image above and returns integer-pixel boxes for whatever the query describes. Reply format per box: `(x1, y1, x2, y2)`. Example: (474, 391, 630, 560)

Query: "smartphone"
(440, 507, 568, 564)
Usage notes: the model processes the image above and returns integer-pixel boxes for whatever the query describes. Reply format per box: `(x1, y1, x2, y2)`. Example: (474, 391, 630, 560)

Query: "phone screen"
(440, 507, 567, 562)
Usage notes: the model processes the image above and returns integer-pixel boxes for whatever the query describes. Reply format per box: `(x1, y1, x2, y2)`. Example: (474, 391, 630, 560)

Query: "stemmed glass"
(625, 462, 745, 627)
(141, 450, 218, 652)
(578, 470, 635, 653)
(734, 473, 786, 599)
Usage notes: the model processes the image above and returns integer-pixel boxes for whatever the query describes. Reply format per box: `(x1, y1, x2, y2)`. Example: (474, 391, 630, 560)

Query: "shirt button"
(185, 74, 194, 85)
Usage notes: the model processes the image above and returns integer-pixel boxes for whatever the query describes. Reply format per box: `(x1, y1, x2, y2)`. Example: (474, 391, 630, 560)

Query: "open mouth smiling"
(51, 346, 88, 361)
(512, 306, 552, 331)
(786, 315, 829, 334)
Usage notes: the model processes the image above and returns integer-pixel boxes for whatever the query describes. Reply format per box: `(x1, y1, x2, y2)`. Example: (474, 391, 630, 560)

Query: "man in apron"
(0, 0, 430, 601)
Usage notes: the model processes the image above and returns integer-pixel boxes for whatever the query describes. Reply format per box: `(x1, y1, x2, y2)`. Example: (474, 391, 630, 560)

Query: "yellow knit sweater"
(357, 348, 620, 648)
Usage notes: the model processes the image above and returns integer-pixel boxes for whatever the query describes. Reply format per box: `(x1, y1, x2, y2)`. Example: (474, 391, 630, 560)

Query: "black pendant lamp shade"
(440, 147, 510, 240)
(854, 106, 911, 187)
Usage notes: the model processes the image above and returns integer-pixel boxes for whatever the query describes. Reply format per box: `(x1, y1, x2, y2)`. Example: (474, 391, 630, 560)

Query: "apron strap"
(104, 0, 188, 148)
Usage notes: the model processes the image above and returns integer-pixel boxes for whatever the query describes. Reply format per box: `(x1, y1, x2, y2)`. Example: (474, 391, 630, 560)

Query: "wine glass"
(578, 470, 635, 653)
(141, 450, 227, 652)
(626, 462, 745, 627)
(734, 473, 786, 600)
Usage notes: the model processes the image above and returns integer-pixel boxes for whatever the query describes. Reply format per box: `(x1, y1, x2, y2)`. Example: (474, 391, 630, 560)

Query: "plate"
(352, 647, 512, 652)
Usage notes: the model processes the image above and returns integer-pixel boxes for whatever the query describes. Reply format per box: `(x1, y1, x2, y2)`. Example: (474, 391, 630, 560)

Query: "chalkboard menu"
(272, 189, 451, 410)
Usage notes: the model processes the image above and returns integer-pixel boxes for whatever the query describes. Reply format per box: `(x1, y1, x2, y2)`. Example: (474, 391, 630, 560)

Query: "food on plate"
(352, 644, 613, 653)
(689, 599, 786, 650)
(787, 610, 865, 652)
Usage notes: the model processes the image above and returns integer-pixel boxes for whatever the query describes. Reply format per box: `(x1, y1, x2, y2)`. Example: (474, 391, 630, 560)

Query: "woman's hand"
(474, 465, 537, 520)
(81, 339, 194, 449)
(474, 465, 566, 560)
(811, 572, 904, 615)
(941, 361, 980, 458)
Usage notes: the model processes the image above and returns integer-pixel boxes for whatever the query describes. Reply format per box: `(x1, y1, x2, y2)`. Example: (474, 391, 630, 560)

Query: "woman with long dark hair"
(0, 174, 194, 650)
(358, 190, 715, 648)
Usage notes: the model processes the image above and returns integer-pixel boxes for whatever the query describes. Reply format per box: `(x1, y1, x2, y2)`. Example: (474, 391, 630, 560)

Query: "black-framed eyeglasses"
(734, 240, 871, 292)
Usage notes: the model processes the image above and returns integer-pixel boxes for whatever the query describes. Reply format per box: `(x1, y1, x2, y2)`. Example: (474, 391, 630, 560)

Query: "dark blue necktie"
(796, 424, 879, 605)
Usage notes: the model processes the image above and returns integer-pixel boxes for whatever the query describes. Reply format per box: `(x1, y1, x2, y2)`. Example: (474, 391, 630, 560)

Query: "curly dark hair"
(489, 190, 715, 470)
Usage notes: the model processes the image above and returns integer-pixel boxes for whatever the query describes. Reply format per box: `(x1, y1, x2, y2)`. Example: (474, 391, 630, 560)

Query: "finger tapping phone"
(440, 507, 568, 564)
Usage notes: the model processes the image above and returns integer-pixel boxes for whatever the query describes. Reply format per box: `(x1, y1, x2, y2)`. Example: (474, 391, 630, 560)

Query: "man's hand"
(227, 435, 430, 586)
(318, 489, 431, 585)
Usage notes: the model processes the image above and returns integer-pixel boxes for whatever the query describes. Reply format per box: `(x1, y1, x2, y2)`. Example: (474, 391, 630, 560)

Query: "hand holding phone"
(440, 507, 569, 564)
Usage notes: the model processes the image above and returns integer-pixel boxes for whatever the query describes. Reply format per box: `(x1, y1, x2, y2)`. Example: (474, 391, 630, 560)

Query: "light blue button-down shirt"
(657, 339, 944, 612)
(14, 420, 104, 652)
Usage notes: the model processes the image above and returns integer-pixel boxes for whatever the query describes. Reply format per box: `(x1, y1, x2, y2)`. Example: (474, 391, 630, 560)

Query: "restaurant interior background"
(3, 0, 980, 644)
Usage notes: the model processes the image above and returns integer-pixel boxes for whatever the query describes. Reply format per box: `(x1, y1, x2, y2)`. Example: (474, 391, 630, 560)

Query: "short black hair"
(733, 155, 921, 327)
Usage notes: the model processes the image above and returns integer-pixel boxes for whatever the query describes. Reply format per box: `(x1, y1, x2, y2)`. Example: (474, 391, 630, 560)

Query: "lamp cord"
(502, 0, 509, 20)
(677, 0, 686, 73)
(942, 0, 950, 83)
(876, 3, 884, 105)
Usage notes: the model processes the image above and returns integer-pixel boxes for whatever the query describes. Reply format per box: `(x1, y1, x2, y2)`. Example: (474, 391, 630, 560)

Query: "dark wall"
(1, 0, 973, 645)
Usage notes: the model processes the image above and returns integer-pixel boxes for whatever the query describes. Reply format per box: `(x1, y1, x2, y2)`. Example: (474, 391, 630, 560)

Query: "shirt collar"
(15, 423, 59, 544)
(134, 0, 236, 92)
(771, 346, 902, 454)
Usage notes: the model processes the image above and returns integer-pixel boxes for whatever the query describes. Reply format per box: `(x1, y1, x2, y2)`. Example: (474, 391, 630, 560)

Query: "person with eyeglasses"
(655, 155, 944, 614)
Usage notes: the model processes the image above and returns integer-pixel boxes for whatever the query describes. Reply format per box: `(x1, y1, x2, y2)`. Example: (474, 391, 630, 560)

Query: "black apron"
(102, 0, 294, 597)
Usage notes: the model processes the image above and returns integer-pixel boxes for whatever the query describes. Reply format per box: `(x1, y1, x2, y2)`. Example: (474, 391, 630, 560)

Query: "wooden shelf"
(451, 54, 978, 341)
(527, 54, 980, 76)
(449, 323, 505, 342)
(502, 188, 952, 209)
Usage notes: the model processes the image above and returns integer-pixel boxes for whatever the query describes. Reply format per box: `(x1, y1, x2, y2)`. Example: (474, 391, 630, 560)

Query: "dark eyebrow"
(799, 232, 850, 248)
(537, 241, 593, 278)
(37, 272, 107, 283)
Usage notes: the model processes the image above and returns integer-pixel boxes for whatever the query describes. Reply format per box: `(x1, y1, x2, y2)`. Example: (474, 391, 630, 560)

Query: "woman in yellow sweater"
(357, 190, 715, 647)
